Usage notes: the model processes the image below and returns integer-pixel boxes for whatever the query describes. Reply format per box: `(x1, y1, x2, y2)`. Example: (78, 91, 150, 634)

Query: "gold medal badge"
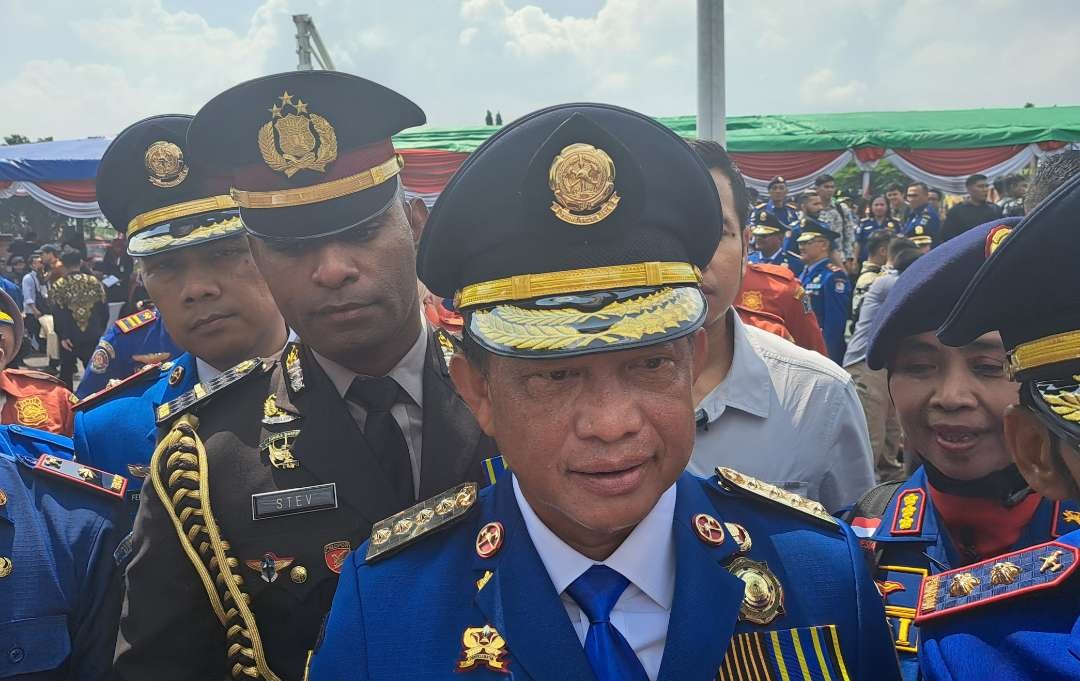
(728, 557, 784, 625)
(144, 140, 189, 188)
(456, 625, 510, 673)
(258, 91, 338, 178)
(549, 143, 620, 226)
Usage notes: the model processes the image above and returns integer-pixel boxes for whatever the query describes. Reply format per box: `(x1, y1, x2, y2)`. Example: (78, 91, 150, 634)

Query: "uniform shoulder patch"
(4, 367, 64, 387)
(73, 361, 163, 411)
(890, 487, 926, 535)
(34, 454, 127, 499)
(365, 482, 478, 563)
(714, 466, 839, 528)
(115, 308, 158, 334)
(915, 540, 1079, 623)
(155, 358, 270, 426)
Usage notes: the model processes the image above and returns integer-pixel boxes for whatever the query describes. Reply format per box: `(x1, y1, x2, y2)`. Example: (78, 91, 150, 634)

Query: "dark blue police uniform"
(0, 425, 125, 680)
(750, 200, 800, 231)
(923, 168, 1080, 679)
(855, 217, 899, 264)
(310, 471, 898, 681)
(76, 306, 182, 399)
(849, 467, 1077, 680)
(73, 353, 197, 516)
(748, 208, 804, 276)
(799, 257, 850, 363)
(903, 205, 940, 247)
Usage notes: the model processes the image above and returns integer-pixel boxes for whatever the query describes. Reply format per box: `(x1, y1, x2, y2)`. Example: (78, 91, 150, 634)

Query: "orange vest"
(0, 368, 77, 436)
(738, 263, 827, 356)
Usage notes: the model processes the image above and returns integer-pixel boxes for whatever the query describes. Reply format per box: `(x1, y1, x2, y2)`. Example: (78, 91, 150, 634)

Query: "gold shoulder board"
(155, 358, 269, 425)
(366, 482, 478, 563)
(715, 466, 838, 528)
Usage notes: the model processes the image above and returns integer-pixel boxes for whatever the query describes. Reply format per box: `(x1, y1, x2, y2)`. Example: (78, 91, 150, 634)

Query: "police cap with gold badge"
(750, 209, 786, 237)
(938, 171, 1080, 447)
(186, 71, 425, 241)
(795, 215, 841, 244)
(96, 115, 243, 258)
(417, 103, 722, 358)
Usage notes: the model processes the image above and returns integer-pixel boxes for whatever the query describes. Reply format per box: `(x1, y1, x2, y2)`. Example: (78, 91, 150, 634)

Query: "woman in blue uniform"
(844, 218, 1071, 680)
(855, 194, 900, 265)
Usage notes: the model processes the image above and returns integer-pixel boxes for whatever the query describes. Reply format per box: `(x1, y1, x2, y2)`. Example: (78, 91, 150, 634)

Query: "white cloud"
(799, 68, 868, 110)
(458, 26, 479, 46)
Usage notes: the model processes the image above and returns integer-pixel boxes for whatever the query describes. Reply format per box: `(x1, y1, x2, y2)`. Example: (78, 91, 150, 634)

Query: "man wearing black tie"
(115, 70, 496, 681)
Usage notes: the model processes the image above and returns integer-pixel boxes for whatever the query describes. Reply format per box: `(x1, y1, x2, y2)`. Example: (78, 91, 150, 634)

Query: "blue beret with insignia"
(866, 218, 1020, 370)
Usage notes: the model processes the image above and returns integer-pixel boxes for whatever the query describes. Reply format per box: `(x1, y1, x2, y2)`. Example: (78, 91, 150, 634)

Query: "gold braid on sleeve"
(150, 414, 282, 681)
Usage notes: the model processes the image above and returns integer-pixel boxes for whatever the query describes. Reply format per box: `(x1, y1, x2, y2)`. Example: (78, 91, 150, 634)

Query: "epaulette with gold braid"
(714, 466, 839, 529)
(915, 539, 1079, 623)
(115, 308, 157, 334)
(365, 482, 478, 563)
(73, 362, 164, 411)
(150, 415, 281, 680)
(155, 358, 269, 425)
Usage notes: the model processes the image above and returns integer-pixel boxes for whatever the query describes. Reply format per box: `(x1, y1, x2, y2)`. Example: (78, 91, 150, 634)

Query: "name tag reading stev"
(252, 483, 338, 520)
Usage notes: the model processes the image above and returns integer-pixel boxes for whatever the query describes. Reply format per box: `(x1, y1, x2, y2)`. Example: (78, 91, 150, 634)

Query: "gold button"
(0, 557, 12, 578)
(0, 489, 7, 506)
(290, 566, 308, 584)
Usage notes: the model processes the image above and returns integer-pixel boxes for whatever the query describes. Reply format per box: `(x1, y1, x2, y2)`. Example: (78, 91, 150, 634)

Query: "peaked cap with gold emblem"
(97, 114, 244, 257)
(187, 71, 425, 241)
(418, 104, 722, 358)
(939, 171, 1080, 446)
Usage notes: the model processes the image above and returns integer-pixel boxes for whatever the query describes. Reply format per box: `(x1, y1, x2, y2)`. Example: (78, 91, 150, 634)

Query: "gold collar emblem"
(258, 90, 338, 177)
(144, 140, 188, 188)
(260, 430, 300, 470)
(456, 625, 510, 673)
(549, 143, 620, 226)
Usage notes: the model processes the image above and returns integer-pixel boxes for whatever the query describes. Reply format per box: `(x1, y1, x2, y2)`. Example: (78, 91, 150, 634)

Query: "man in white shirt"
(687, 140, 876, 512)
(310, 104, 899, 681)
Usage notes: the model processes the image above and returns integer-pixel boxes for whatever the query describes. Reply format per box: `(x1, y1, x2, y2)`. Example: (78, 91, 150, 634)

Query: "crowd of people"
(2, 67, 1078, 681)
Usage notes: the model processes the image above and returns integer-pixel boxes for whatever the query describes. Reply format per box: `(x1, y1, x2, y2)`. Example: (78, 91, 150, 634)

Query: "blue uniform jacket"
(916, 528, 1080, 680)
(310, 471, 900, 681)
(751, 201, 800, 230)
(76, 310, 182, 399)
(74, 352, 198, 516)
(852, 467, 1078, 681)
(800, 258, 851, 363)
(903, 206, 940, 245)
(855, 218, 899, 263)
(748, 247, 804, 277)
(0, 425, 124, 680)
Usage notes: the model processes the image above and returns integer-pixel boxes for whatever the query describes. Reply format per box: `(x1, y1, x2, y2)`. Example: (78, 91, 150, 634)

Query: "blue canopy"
(0, 137, 111, 182)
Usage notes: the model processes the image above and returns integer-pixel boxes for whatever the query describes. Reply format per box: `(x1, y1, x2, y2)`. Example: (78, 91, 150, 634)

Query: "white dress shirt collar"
(698, 312, 772, 423)
(312, 325, 428, 408)
(512, 474, 676, 611)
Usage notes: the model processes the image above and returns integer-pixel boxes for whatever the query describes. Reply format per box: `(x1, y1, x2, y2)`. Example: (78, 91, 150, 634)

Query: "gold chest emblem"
(549, 143, 620, 226)
(14, 396, 48, 427)
(144, 141, 188, 188)
(258, 91, 338, 178)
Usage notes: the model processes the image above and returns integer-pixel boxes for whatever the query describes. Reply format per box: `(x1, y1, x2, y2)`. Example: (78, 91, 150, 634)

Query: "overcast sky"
(4, 0, 1079, 140)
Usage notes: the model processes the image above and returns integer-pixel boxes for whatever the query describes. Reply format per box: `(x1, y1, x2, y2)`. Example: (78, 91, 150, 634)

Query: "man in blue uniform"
(913, 169, 1080, 680)
(747, 209, 803, 275)
(798, 217, 851, 363)
(844, 218, 1067, 680)
(903, 183, 941, 248)
(73, 114, 287, 515)
(750, 175, 800, 231)
(76, 304, 182, 398)
(309, 104, 899, 681)
(0, 423, 126, 680)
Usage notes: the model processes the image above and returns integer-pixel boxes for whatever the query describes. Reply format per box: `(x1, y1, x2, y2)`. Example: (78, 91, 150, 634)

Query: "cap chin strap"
(922, 457, 1032, 507)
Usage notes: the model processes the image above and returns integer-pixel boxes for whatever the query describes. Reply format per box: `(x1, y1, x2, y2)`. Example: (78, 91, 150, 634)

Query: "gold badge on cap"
(728, 557, 784, 625)
(144, 140, 189, 188)
(259, 91, 338, 178)
(549, 143, 620, 226)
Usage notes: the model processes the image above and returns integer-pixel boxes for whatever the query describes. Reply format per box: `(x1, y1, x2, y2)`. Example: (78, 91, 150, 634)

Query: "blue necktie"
(565, 565, 650, 681)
